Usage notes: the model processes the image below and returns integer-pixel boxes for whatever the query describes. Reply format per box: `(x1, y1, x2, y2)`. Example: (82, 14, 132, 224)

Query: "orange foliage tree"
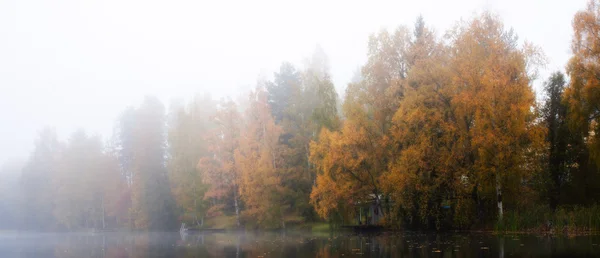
(235, 86, 288, 228)
(310, 27, 412, 223)
(198, 99, 243, 227)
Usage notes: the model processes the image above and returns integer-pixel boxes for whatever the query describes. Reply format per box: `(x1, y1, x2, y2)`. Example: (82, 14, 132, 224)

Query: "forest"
(4, 1, 600, 232)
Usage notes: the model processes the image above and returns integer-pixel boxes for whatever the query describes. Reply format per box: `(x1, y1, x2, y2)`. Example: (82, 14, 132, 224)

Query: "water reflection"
(1, 231, 599, 257)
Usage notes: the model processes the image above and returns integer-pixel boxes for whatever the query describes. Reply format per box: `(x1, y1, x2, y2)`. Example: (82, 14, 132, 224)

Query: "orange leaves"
(444, 14, 544, 221)
(197, 99, 242, 219)
(310, 112, 390, 220)
(310, 14, 544, 227)
(310, 171, 343, 219)
(565, 0, 600, 164)
(235, 86, 287, 226)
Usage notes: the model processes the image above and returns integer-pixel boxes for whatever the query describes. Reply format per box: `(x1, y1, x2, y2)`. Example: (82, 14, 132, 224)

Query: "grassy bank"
(495, 205, 600, 234)
(200, 215, 332, 233)
(201, 216, 238, 230)
(194, 205, 600, 235)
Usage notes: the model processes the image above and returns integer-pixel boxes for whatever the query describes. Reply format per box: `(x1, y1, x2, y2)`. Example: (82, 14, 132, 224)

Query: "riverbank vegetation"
(3, 1, 600, 234)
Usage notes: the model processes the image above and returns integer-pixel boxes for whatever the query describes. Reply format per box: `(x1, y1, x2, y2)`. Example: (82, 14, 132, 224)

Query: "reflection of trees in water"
(53, 234, 106, 258)
(47, 232, 600, 258)
(46, 232, 491, 258)
(49, 232, 422, 258)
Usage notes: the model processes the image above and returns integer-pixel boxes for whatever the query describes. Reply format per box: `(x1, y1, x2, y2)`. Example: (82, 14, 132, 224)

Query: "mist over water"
(5, 1, 600, 258)
(1, 231, 600, 258)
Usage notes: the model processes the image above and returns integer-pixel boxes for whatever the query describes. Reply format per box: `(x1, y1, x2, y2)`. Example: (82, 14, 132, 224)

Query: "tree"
(115, 107, 136, 187)
(542, 72, 570, 209)
(235, 86, 287, 228)
(53, 130, 123, 230)
(53, 130, 101, 230)
(310, 27, 412, 224)
(97, 145, 129, 229)
(565, 0, 600, 158)
(0, 160, 24, 230)
(563, 0, 600, 203)
(20, 127, 61, 230)
(128, 96, 176, 230)
(168, 94, 214, 228)
(305, 49, 340, 133)
(448, 13, 545, 221)
(264, 57, 341, 223)
(198, 98, 243, 227)
(267, 63, 302, 124)
(384, 17, 456, 228)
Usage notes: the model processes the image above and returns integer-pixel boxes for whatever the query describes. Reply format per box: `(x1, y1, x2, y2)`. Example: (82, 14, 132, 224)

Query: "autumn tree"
(260, 51, 342, 223)
(447, 13, 545, 221)
(198, 99, 242, 226)
(310, 27, 412, 223)
(565, 0, 600, 159)
(235, 86, 288, 228)
(563, 0, 600, 203)
(127, 96, 176, 230)
(53, 130, 124, 230)
(53, 130, 101, 230)
(20, 127, 61, 230)
(97, 144, 129, 229)
(384, 17, 456, 228)
(167, 94, 215, 228)
(269, 63, 314, 221)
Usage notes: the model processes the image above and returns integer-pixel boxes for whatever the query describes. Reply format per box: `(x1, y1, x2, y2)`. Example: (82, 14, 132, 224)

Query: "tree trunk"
(234, 192, 240, 227)
(496, 174, 503, 221)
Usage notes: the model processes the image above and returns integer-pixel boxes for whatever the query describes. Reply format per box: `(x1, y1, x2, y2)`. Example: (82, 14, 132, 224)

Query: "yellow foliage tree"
(310, 27, 412, 224)
(235, 86, 288, 228)
(565, 0, 600, 163)
(198, 99, 242, 227)
(168, 94, 215, 228)
(447, 13, 545, 221)
(384, 19, 456, 228)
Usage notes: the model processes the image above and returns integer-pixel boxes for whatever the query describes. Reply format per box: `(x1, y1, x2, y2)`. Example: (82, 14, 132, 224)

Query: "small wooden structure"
(354, 194, 383, 225)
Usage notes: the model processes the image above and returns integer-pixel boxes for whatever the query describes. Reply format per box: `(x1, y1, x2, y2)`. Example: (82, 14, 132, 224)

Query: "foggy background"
(0, 0, 586, 165)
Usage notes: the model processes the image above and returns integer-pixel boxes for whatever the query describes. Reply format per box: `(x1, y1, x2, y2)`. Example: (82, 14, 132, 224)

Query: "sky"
(0, 0, 589, 165)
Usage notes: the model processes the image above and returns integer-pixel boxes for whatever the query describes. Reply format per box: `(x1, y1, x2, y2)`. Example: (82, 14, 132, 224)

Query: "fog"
(6, 3, 600, 254)
(0, 0, 585, 165)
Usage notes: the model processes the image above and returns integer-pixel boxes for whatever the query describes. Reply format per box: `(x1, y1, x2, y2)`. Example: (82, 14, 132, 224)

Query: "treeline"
(5, 47, 338, 231)
(4, 1, 600, 231)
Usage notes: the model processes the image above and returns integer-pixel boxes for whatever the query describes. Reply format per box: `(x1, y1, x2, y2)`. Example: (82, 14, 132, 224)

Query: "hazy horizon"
(0, 0, 586, 165)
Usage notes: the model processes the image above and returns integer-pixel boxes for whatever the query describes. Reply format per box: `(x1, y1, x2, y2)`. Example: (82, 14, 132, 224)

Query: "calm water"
(1, 231, 599, 257)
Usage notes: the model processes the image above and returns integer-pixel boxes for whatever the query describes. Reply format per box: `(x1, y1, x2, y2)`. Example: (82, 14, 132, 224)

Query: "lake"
(1, 231, 599, 257)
